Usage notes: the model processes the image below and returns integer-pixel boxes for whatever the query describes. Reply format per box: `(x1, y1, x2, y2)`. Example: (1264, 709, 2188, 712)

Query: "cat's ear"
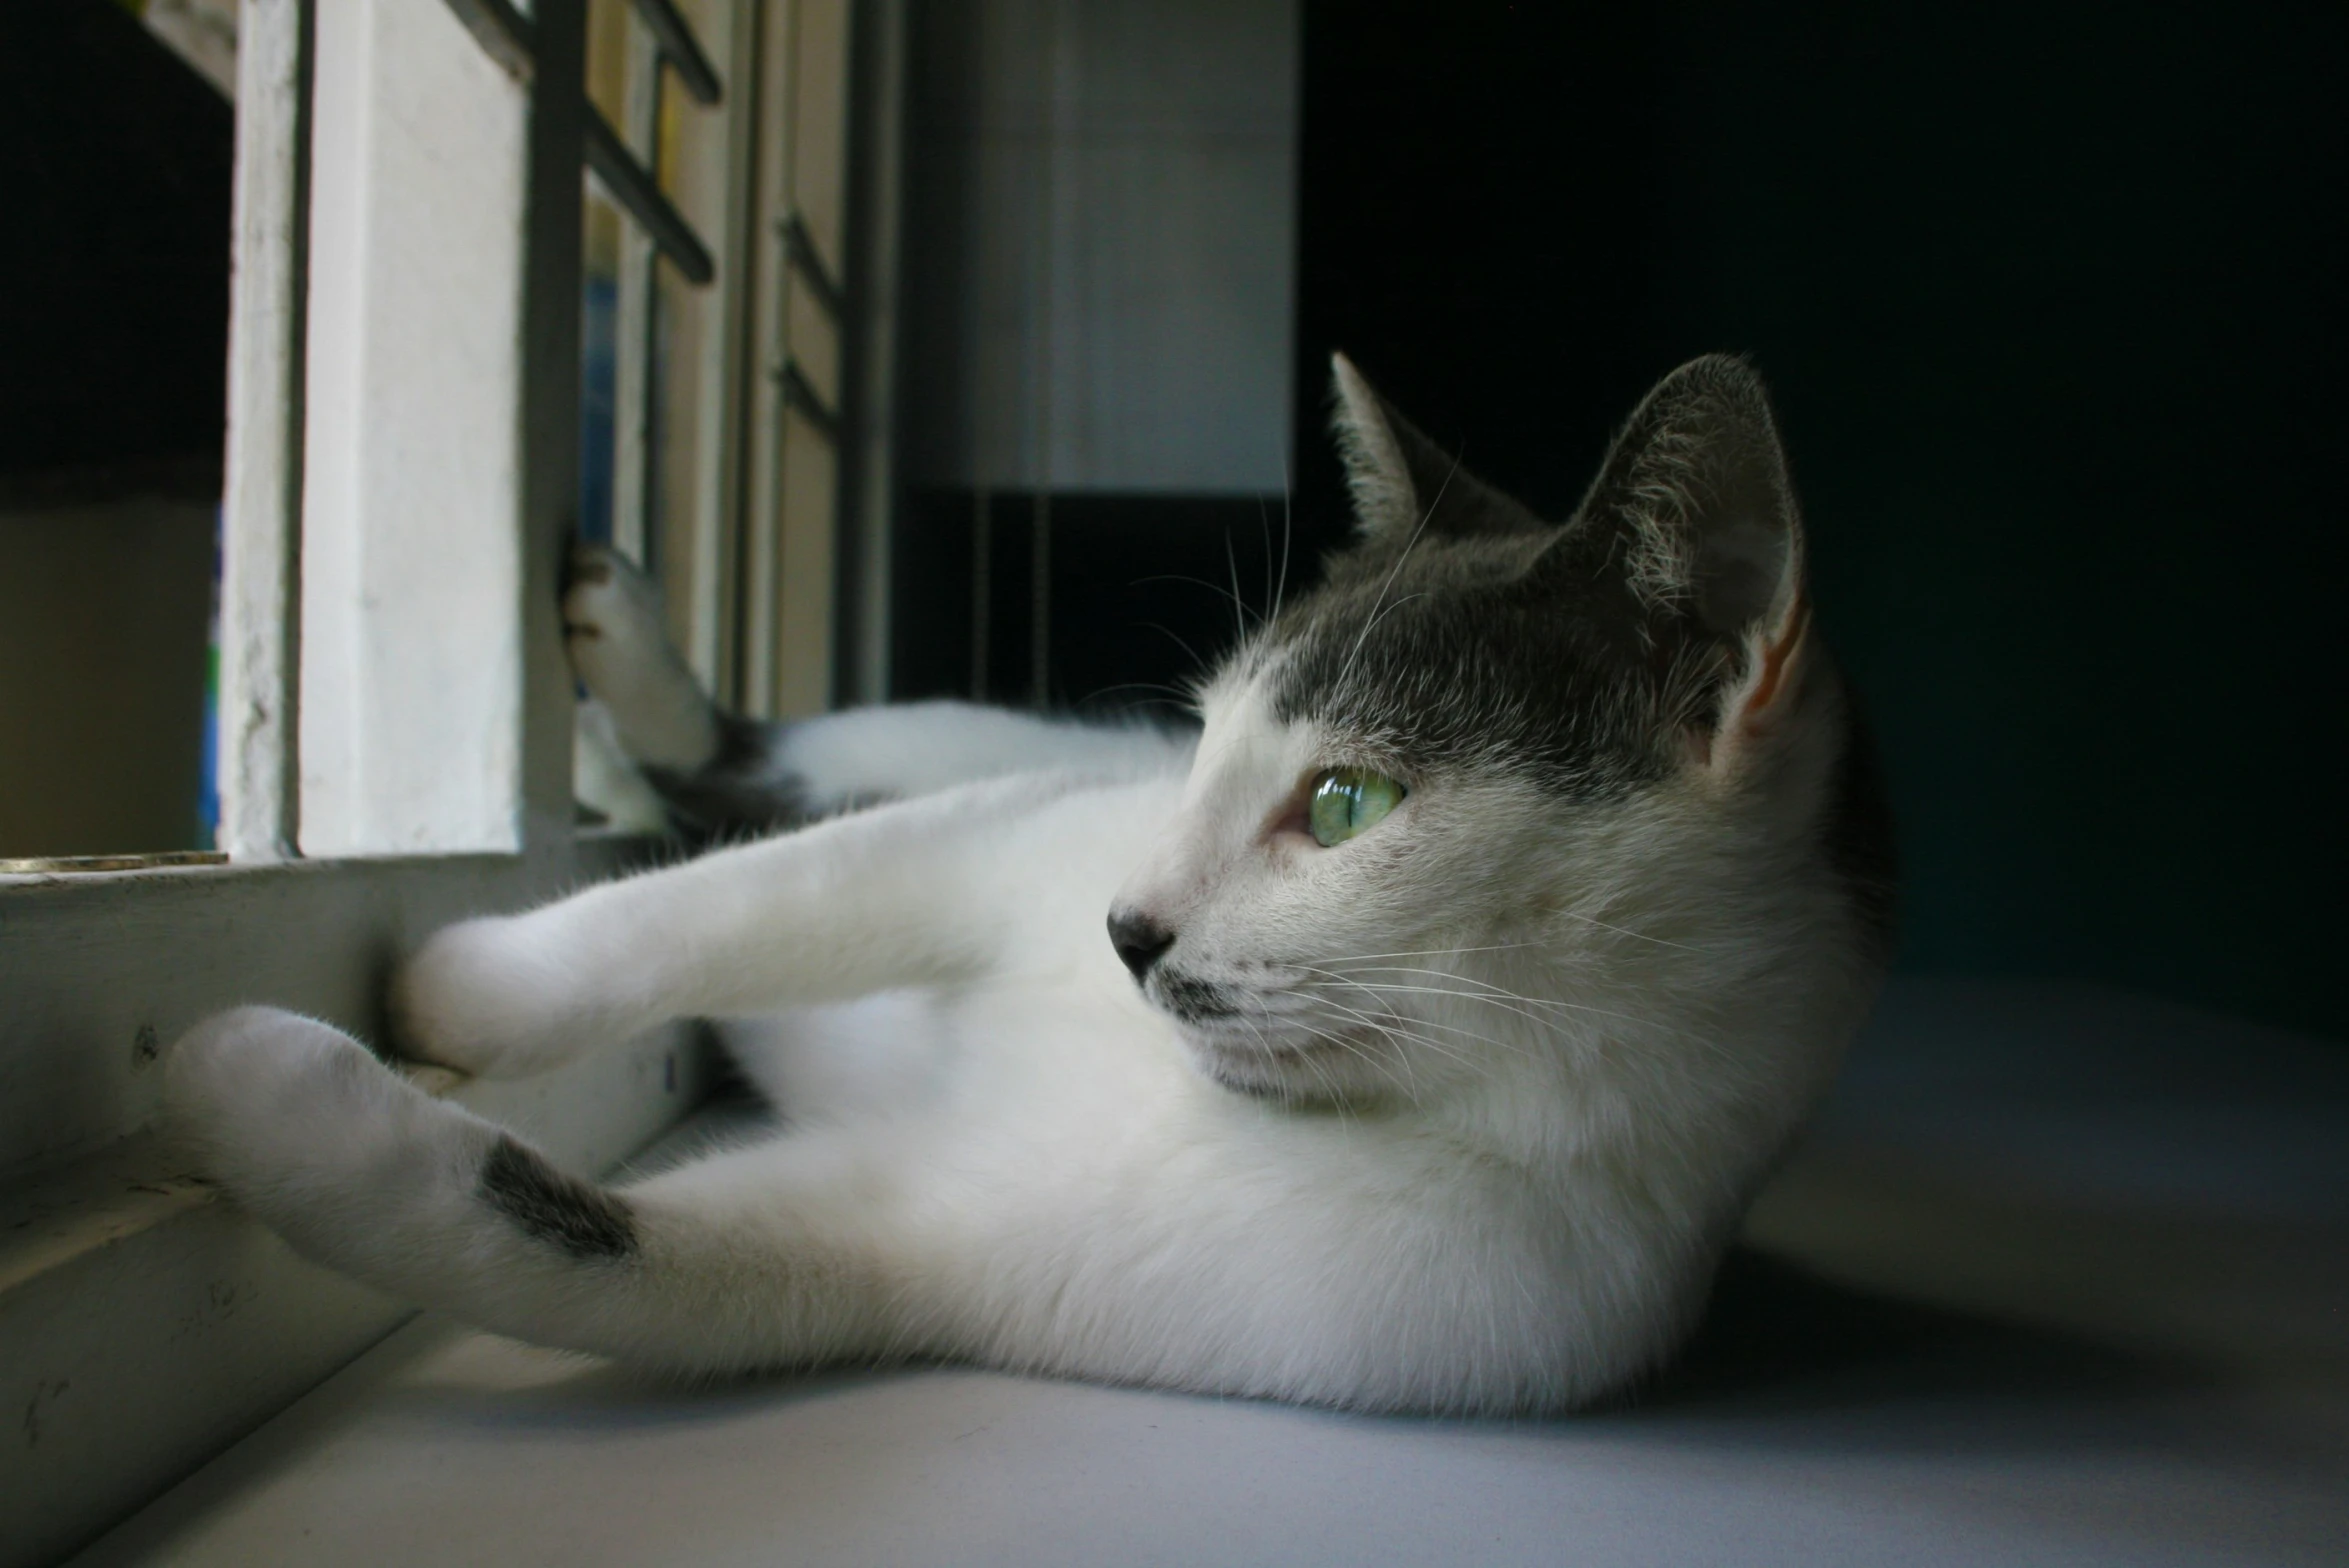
(1330, 353, 1543, 545)
(1573, 355, 1811, 737)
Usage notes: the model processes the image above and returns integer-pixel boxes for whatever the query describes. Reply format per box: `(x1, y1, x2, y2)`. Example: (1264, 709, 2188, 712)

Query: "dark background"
(901, 1, 2347, 1043)
(1, 0, 231, 493)
(12, 1, 2343, 1040)
(1281, 0, 2347, 1042)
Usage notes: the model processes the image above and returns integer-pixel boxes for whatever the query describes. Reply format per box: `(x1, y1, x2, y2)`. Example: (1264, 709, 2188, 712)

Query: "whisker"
(1079, 679, 1197, 703)
(1345, 591, 1431, 671)
(1323, 977, 1747, 1070)
(1266, 1006, 1380, 1105)
(1300, 979, 1511, 1063)
(1333, 982, 1647, 1034)
(1303, 983, 1543, 1059)
(1285, 1010, 1418, 1098)
(1312, 940, 1553, 964)
(1138, 621, 1209, 677)
(1308, 997, 1498, 1074)
(1311, 907, 1702, 964)
(1299, 965, 1653, 1032)
(1254, 499, 1276, 632)
(1335, 453, 1461, 695)
(1276, 457, 1294, 625)
(1224, 531, 1254, 642)
(1133, 573, 1254, 633)
(1548, 910, 1704, 954)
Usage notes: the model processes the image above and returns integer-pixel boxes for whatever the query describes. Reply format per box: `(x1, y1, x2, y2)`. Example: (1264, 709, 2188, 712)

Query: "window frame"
(0, 3, 905, 1560)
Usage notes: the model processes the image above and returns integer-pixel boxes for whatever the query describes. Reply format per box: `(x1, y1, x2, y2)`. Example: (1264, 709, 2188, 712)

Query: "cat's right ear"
(1330, 353, 1542, 545)
(1566, 356, 1813, 748)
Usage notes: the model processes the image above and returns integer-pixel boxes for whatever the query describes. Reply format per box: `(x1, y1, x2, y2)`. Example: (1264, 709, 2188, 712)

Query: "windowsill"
(55, 978, 2349, 1568)
(0, 828, 696, 1568)
(0, 851, 229, 878)
(0, 1020, 714, 1568)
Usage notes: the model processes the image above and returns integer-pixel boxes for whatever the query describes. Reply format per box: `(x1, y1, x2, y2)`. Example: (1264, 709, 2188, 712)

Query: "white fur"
(174, 661, 1872, 1416)
(562, 550, 715, 770)
(171, 378, 1880, 1414)
(777, 701, 1194, 807)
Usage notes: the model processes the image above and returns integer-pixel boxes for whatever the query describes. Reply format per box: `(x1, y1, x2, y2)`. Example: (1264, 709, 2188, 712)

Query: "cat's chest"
(941, 964, 1193, 1109)
(732, 963, 1191, 1133)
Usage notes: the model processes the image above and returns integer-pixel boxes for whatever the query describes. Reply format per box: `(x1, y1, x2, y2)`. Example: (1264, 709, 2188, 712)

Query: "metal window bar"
(446, 0, 867, 722)
(440, 0, 534, 84)
(779, 209, 844, 322)
(777, 356, 839, 442)
(738, 0, 856, 720)
(440, 0, 718, 286)
(630, 0, 722, 105)
(608, 9, 665, 569)
(584, 109, 715, 284)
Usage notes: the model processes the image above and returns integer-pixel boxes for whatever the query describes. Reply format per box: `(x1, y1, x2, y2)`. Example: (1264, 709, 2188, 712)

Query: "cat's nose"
(1107, 909, 1176, 983)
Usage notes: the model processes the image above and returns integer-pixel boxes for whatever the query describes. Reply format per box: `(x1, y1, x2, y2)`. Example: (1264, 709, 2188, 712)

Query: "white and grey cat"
(168, 354, 1893, 1414)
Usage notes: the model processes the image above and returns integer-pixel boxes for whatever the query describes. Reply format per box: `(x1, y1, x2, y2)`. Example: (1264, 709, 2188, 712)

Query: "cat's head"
(1109, 354, 1892, 1106)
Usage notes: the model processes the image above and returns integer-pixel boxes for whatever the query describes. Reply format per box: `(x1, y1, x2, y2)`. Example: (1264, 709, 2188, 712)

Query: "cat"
(166, 353, 1894, 1415)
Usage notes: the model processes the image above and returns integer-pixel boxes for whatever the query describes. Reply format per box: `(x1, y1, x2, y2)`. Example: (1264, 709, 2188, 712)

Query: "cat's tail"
(165, 1006, 894, 1375)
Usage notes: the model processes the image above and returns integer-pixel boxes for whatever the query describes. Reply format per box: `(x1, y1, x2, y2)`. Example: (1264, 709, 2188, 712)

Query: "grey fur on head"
(1253, 354, 1804, 796)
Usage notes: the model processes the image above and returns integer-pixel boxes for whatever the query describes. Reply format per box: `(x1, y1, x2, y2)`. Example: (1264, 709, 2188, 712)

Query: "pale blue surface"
(76, 979, 2349, 1567)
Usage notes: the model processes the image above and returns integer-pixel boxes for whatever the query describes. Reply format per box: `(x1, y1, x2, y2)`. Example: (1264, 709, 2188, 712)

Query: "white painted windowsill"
(0, 839, 711, 1568)
(55, 979, 2349, 1568)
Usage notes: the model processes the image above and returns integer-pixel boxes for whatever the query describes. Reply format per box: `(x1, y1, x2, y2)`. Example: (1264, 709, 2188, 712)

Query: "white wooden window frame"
(0, 4, 903, 1562)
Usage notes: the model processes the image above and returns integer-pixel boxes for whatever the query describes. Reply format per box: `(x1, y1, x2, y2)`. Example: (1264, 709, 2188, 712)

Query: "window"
(0, 4, 904, 1561)
(573, 0, 865, 727)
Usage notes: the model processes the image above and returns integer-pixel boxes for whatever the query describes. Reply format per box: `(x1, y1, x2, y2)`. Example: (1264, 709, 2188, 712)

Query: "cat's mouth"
(1153, 970, 1243, 1024)
(1147, 967, 1381, 1098)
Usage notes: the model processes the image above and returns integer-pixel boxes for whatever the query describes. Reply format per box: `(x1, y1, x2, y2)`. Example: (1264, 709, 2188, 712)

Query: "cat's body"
(169, 356, 1892, 1414)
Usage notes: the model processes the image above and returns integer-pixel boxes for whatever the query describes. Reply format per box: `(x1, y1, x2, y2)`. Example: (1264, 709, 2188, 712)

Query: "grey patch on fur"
(479, 1136, 638, 1261)
(1261, 527, 1711, 799)
(1263, 353, 1896, 943)
(1257, 357, 1795, 798)
(642, 712, 828, 842)
(1156, 970, 1240, 1023)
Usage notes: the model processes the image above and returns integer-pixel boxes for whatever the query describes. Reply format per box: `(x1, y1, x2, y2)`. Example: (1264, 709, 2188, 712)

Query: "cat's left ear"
(1573, 355, 1811, 745)
(1330, 353, 1544, 544)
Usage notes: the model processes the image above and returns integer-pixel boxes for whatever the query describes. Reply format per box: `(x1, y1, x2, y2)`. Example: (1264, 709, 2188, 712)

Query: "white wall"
(900, 0, 1299, 494)
(295, 0, 560, 857)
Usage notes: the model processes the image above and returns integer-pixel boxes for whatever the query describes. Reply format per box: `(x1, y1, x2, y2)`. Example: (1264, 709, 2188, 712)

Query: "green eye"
(1307, 768, 1407, 847)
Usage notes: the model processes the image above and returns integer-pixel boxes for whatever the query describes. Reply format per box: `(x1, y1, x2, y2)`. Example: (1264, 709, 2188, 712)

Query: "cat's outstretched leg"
(391, 769, 1150, 1078)
(565, 544, 1193, 835)
(169, 1004, 1635, 1409)
(166, 1008, 896, 1371)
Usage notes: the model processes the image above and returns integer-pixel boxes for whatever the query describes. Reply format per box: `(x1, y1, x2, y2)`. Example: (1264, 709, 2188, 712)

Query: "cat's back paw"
(563, 542, 718, 770)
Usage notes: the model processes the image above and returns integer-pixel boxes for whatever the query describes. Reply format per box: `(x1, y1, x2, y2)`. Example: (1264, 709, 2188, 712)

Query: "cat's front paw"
(166, 1007, 417, 1204)
(388, 916, 586, 1080)
(165, 1006, 512, 1292)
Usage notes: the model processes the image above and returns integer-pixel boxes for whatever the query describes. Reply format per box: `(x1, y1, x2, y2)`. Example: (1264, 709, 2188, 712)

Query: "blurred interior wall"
(1291, 0, 2349, 1041)
(898, 0, 1299, 493)
(0, 3, 233, 858)
(0, 500, 214, 857)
